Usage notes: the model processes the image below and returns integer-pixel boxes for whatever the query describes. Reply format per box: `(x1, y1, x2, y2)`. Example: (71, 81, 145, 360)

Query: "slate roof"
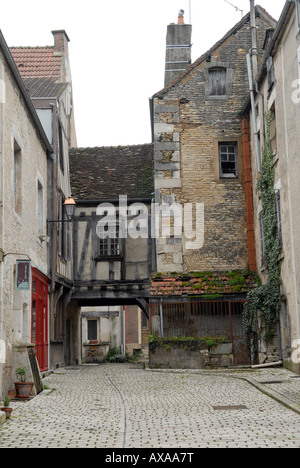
(69, 144, 154, 201)
(23, 77, 68, 98)
(151, 271, 259, 298)
(9, 46, 62, 79)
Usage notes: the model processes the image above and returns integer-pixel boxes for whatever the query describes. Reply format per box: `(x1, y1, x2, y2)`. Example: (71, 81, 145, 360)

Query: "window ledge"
(220, 175, 238, 180)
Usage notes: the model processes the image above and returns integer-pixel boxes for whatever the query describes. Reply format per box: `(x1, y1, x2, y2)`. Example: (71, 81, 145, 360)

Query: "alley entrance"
(78, 302, 150, 364)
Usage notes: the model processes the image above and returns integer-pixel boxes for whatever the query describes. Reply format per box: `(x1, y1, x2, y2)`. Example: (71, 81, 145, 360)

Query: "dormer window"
(208, 68, 227, 96)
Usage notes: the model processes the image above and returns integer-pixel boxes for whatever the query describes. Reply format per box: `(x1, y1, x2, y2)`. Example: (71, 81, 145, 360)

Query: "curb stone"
(244, 377, 300, 415)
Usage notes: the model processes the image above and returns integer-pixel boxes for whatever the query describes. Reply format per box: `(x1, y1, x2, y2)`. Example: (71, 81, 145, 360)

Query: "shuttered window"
(208, 69, 227, 96)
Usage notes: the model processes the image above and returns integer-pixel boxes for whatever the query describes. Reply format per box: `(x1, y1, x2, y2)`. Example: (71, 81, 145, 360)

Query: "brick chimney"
(52, 30, 70, 58)
(164, 10, 192, 87)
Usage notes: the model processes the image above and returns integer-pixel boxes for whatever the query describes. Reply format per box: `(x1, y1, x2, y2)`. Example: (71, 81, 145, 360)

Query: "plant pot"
(14, 382, 34, 399)
(1, 407, 13, 419)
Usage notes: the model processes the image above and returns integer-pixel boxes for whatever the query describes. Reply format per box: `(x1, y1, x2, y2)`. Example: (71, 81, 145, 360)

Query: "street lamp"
(47, 196, 77, 227)
(63, 196, 77, 221)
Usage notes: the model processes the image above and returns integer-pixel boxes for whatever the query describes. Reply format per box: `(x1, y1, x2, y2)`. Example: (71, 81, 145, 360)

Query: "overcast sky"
(1, 0, 286, 147)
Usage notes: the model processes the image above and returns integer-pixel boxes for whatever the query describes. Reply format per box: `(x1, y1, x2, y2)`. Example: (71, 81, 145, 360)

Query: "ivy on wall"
(243, 112, 281, 345)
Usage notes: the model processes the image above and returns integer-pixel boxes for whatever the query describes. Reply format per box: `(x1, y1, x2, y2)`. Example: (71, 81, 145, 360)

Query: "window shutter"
(208, 69, 227, 95)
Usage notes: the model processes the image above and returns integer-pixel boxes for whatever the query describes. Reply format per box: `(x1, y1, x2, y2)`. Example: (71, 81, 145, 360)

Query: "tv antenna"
(188, 0, 192, 24)
(224, 0, 244, 18)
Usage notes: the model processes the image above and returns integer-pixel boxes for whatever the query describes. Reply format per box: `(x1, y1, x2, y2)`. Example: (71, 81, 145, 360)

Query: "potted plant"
(14, 367, 34, 399)
(1, 395, 12, 419)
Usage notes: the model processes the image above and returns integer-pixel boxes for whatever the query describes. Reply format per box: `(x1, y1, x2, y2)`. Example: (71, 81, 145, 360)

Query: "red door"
(32, 269, 49, 372)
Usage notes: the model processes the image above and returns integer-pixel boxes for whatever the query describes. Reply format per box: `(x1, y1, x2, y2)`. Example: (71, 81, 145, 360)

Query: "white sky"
(1, 0, 286, 147)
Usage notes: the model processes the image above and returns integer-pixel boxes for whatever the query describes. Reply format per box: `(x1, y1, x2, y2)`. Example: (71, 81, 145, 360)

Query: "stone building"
(10, 31, 78, 370)
(149, 8, 276, 365)
(0, 30, 52, 397)
(245, 0, 300, 370)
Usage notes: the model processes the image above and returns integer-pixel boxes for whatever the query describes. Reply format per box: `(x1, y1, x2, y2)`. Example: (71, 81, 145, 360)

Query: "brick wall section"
(153, 11, 274, 273)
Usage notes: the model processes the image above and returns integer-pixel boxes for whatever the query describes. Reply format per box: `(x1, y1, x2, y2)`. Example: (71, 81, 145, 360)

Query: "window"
(88, 320, 98, 341)
(98, 224, 121, 257)
(275, 191, 283, 249)
(267, 56, 275, 90)
(37, 181, 44, 237)
(13, 140, 22, 215)
(208, 69, 227, 96)
(58, 123, 64, 173)
(219, 142, 238, 178)
(58, 195, 65, 258)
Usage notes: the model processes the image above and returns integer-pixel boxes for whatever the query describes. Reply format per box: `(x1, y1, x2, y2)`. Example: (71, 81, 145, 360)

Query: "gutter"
(0, 29, 53, 156)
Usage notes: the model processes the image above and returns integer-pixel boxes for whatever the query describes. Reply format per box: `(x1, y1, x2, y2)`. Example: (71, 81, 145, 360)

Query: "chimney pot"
(178, 9, 185, 24)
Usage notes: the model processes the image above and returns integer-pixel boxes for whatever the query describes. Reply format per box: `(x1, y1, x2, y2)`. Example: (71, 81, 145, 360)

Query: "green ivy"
(243, 112, 281, 345)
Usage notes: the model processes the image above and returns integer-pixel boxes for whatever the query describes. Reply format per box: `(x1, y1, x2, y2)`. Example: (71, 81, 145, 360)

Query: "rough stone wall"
(153, 13, 274, 273)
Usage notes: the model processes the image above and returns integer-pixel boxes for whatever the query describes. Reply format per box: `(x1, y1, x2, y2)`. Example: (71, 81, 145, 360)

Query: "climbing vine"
(243, 112, 281, 346)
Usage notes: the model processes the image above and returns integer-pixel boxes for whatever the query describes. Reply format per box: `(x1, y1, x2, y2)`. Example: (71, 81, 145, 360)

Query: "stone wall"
(153, 11, 275, 274)
(149, 339, 233, 369)
(0, 48, 48, 397)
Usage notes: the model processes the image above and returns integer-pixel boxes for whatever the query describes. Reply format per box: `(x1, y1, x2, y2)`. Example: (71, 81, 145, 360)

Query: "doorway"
(32, 268, 49, 372)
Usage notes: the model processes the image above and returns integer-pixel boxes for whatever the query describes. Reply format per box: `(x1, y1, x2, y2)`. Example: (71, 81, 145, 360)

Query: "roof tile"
(69, 144, 154, 200)
(9, 47, 62, 79)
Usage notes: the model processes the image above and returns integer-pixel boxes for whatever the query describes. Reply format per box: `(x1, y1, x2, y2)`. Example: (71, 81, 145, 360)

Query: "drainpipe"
(242, 118, 256, 272)
(0, 59, 4, 382)
(250, 0, 258, 79)
(246, 53, 261, 173)
(121, 307, 126, 357)
(160, 300, 164, 338)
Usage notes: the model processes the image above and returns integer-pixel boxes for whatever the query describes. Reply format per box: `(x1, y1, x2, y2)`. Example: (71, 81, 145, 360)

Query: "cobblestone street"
(1, 364, 300, 448)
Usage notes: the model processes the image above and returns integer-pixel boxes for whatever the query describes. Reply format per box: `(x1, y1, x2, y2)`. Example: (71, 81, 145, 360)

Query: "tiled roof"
(23, 77, 68, 98)
(9, 47, 62, 79)
(69, 144, 154, 200)
(151, 271, 259, 297)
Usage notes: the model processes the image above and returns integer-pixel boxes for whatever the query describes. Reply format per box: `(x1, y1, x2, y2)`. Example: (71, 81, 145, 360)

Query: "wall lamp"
(47, 196, 77, 226)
